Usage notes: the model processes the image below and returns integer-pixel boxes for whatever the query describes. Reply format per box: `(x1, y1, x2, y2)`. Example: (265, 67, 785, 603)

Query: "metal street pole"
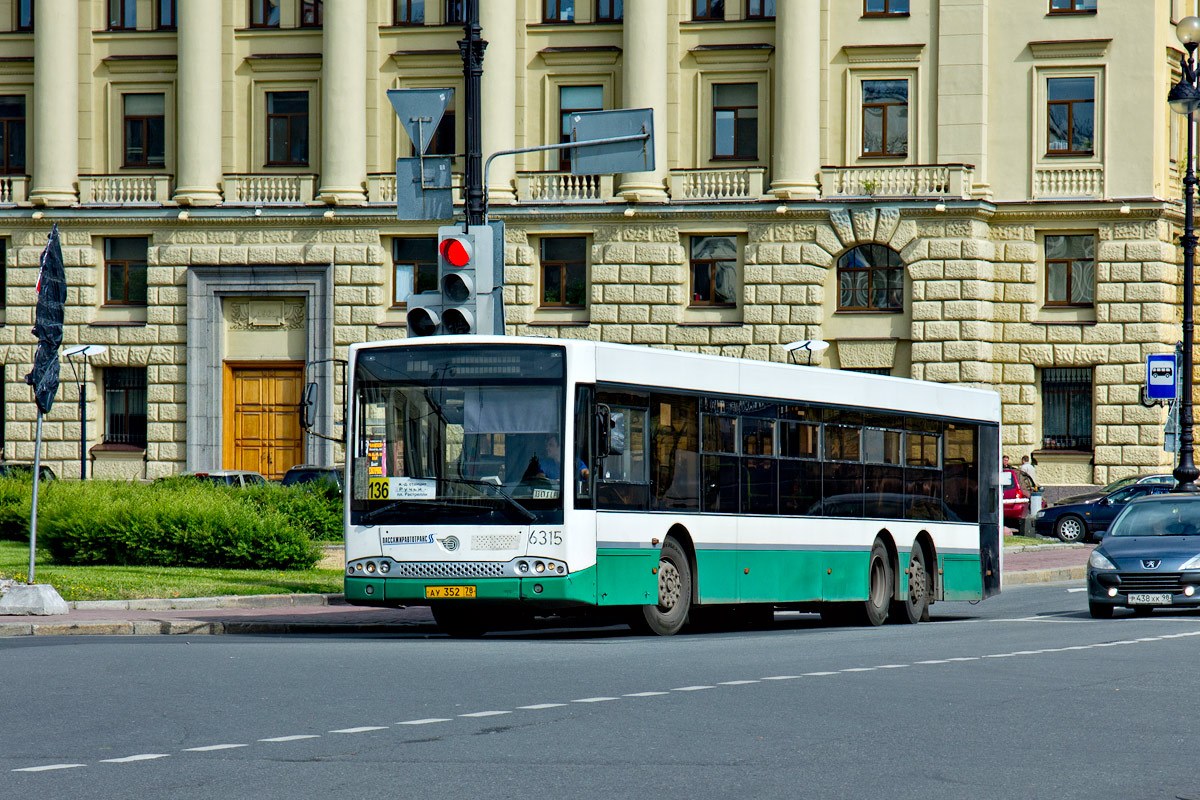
(460, 0, 486, 227)
(1170, 17, 1200, 492)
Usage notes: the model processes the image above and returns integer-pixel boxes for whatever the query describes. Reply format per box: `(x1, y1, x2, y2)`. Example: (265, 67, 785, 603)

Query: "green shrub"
(241, 484, 343, 542)
(0, 477, 32, 542)
(38, 481, 320, 570)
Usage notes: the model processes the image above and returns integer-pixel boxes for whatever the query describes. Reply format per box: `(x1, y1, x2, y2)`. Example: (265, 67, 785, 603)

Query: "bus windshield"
(350, 344, 567, 525)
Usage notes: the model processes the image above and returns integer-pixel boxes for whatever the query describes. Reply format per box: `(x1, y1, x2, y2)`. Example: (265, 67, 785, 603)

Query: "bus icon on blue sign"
(1147, 354, 1177, 400)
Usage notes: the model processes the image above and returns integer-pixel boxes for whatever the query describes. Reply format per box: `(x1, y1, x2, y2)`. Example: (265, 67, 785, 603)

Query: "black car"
(1033, 483, 1174, 542)
(1087, 493, 1200, 617)
(280, 465, 343, 491)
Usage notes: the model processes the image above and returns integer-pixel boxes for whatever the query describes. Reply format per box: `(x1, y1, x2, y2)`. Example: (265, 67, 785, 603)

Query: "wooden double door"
(223, 363, 305, 481)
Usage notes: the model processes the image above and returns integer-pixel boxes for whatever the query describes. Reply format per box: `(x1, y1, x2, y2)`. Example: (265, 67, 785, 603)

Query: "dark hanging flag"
(25, 223, 66, 414)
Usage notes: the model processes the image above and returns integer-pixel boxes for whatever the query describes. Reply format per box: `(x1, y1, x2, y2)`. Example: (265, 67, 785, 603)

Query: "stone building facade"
(0, 0, 1194, 485)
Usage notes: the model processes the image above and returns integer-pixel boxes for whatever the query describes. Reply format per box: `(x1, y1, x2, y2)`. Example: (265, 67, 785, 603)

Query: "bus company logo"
(382, 534, 435, 545)
(437, 536, 460, 552)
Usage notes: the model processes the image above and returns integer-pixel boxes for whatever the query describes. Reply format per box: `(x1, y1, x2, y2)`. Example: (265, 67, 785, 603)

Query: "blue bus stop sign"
(1147, 353, 1178, 401)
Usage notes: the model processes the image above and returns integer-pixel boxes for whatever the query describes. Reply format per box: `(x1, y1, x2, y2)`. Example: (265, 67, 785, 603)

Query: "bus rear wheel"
(633, 538, 692, 636)
(890, 547, 930, 625)
(855, 540, 892, 627)
(431, 603, 491, 638)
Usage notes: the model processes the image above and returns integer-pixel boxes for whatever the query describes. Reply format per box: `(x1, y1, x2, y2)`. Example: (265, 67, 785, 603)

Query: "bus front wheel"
(633, 538, 692, 636)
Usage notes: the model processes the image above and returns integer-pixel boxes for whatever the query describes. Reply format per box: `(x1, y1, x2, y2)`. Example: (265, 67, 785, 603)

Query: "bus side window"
(651, 393, 699, 511)
(597, 402, 650, 511)
(574, 386, 595, 509)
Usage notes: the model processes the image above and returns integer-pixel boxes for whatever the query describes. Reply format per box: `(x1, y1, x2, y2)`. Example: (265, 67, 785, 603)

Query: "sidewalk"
(0, 544, 1091, 637)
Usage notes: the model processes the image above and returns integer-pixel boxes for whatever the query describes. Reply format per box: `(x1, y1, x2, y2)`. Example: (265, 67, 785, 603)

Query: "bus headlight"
(379, 561, 390, 574)
(535, 561, 546, 573)
(517, 561, 529, 573)
(366, 561, 376, 573)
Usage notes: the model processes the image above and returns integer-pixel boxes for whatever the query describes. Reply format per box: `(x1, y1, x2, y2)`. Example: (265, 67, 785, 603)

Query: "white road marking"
(1067, 588, 1087, 593)
(573, 697, 618, 703)
(518, 703, 566, 710)
(672, 685, 714, 691)
(328, 727, 388, 734)
(396, 718, 451, 725)
(259, 735, 320, 742)
(803, 671, 838, 676)
(12, 764, 87, 772)
(841, 667, 875, 672)
(624, 691, 668, 697)
(915, 659, 950, 664)
(459, 711, 511, 718)
(99, 754, 170, 763)
(762, 675, 801, 680)
(876, 664, 908, 669)
(718, 680, 760, 685)
(184, 744, 248, 751)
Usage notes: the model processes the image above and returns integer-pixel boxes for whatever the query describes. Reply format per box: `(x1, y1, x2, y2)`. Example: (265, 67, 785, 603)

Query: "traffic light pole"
(460, 0, 486, 228)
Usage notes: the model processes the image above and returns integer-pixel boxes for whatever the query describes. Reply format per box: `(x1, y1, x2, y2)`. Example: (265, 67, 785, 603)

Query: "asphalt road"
(5, 584, 1200, 800)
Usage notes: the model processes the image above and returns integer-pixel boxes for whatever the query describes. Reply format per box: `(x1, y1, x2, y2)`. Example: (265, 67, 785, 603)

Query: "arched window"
(837, 245, 904, 312)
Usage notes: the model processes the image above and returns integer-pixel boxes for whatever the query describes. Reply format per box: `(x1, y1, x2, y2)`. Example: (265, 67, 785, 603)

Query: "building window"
(559, 85, 603, 170)
(540, 238, 587, 308)
(250, 0, 280, 27)
(596, 0, 622, 21)
(862, 79, 908, 157)
(544, 0, 574, 22)
(265, 91, 308, 166)
(0, 96, 25, 175)
(444, 0, 465, 24)
(712, 83, 758, 160)
(1049, 0, 1096, 13)
(1047, 77, 1094, 156)
(123, 94, 165, 168)
(837, 245, 904, 312)
(16, 0, 32, 31)
(746, 0, 775, 19)
(693, 0, 724, 21)
(689, 236, 738, 308)
(156, 0, 176, 29)
(864, 0, 909, 15)
(1044, 234, 1095, 307)
(1042, 368, 1093, 451)
(105, 238, 149, 306)
(393, 238, 438, 307)
(395, 0, 425, 24)
(107, 0, 136, 29)
(104, 368, 148, 449)
(300, 0, 322, 26)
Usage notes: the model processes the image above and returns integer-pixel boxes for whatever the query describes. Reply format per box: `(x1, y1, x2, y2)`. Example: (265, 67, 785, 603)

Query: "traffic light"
(406, 224, 502, 337)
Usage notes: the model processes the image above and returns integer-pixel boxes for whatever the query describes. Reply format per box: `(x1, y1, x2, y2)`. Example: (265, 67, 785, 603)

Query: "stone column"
(481, 0, 516, 203)
(29, 0, 78, 206)
(770, 0, 821, 199)
(174, 0, 224, 205)
(617, 0, 669, 202)
(317, 0, 367, 205)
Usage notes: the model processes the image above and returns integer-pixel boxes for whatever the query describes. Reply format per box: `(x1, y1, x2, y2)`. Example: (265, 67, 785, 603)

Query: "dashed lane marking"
(718, 680, 759, 685)
(99, 754, 170, 763)
(572, 697, 619, 703)
(459, 711, 511, 718)
(518, 703, 567, 710)
(259, 736, 320, 743)
(328, 727, 388, 734)
(183, 744, 248, 752)
(13, 764, 87, 772)
(672, 685, 714, 691)
(624, 691, 669, 697)
(396, 718, 451, 725)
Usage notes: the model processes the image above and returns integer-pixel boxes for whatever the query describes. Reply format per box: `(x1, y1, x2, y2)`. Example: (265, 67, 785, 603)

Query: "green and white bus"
(344, 336, 1002, 636)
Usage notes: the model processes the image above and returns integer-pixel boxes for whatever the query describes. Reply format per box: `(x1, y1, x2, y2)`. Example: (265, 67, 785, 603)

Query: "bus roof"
(350, 335, 1001, 425)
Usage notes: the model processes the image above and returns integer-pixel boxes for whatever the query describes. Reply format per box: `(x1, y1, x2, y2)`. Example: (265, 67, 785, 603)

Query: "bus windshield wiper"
(357, 498, 481, 524)
(438, 478, 536, 522)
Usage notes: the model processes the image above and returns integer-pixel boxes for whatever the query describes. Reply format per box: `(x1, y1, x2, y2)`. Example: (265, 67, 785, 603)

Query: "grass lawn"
(0, 541, 344, 602)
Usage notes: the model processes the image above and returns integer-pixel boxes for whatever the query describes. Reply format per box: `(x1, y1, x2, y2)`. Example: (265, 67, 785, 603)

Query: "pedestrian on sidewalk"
(1020, 455, 1038, 490)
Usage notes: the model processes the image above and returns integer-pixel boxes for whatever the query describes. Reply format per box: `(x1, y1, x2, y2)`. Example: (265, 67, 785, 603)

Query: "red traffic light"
(439, 235, 473, 268)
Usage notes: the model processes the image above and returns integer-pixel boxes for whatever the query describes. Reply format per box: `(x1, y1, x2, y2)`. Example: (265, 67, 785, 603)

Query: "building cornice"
(1028, 38, 1112, 59)
(841, 43, 925, 64)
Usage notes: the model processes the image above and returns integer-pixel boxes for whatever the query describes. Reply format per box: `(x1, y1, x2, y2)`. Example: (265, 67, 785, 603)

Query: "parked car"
(280, 464, 343, 491)
(1034, 482, 1174, 543)
(1055, 473, 1176, 507)
(1001, 468, 1035, 527)
(0, 462, 56, 481)
(183, 470, 268, 488)
(1086, 493, 1200, 618)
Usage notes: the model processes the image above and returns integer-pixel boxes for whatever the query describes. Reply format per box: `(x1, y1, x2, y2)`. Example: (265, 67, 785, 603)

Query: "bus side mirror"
(300, 382, 318, 429)
(596, 405, 625, 458)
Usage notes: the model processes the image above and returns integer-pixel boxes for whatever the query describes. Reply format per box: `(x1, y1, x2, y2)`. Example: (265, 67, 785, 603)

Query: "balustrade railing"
(819, 164, 974, 199)
(668, 168, 765, 200)
(79, 174, 171, 205)
(516, 172, 613, 202)
(0, 174, 29, 205)
(1032, 166, 1105, 199)
(222, 174, 316, 205)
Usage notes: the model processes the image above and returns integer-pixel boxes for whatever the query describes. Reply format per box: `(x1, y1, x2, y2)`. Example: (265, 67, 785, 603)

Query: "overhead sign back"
(569, 107, 655, 176)
(387, 88, 454, 156)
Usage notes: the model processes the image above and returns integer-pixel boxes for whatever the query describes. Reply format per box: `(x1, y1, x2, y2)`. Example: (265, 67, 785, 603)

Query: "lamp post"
(1169, 16, 1200, 492)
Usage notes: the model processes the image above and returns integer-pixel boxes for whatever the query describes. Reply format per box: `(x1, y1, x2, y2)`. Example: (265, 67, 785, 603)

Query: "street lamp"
(61, 344, 107, 480)
(1169, 16, 1200, 492)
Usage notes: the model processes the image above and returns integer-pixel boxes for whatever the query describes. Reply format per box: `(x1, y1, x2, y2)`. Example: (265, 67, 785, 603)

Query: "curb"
(67, 593, 344, 611)
(1002, 566, 1086, 586)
